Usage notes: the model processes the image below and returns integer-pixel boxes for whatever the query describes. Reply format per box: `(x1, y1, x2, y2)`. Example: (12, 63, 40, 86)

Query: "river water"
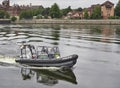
(0, 24, 120, 88)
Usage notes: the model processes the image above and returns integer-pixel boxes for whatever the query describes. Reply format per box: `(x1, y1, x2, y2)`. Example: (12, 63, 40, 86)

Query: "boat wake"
(0, 55, 16, 65)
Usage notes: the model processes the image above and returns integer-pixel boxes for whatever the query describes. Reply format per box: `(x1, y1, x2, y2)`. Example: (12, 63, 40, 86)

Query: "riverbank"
(13, 19, 120, 25)
(0, 19, 11, 24)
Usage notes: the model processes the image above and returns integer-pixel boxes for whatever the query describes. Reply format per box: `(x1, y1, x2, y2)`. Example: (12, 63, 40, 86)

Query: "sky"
(0, 0, 119, 9)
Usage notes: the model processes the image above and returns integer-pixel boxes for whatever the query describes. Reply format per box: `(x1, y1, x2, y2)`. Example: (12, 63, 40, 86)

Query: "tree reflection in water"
(21, 67, 77, 86)
(90, 26, 102, 34)
(51, 25, 60, 45)
(116, 27, 120, 35)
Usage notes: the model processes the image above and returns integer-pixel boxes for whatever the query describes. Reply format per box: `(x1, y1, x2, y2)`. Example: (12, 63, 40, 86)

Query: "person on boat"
(41, 46, 48, 54)
(47, 47, 60, 59)
(48, 53, 55, 59)
(55, 54, 60, 59)
(52, 47, 60, 59)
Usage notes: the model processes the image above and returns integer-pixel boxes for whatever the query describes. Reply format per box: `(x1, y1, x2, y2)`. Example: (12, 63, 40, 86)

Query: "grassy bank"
(13, 19, 120, 25)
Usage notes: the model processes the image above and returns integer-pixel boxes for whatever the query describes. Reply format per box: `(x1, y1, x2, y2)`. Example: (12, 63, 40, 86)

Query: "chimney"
(30, 3, 32, 7)
(8, 0, 10, 6)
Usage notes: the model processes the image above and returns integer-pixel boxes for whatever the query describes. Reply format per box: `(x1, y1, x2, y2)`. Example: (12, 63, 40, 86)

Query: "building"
(66, 0, 114, 19)
(88, 1, 114, 19)
(67, 11, 83, 19)
(0, 0, 42, 17)
(87, 1, 114, 19)
(101, 1, 114, 19)
(0, 0, 30, 16)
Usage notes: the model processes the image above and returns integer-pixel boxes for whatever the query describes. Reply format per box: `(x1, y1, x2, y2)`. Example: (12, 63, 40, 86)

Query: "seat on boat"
(48, 53, 55, 59)
(37, 53, 48, 59)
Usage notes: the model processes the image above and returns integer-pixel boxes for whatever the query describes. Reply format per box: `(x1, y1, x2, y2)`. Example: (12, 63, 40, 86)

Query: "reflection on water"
(116, 27, 120, 36)
(0, 24, 120, 57)
(0, 24, 120, 45)
(21, 68, 77, 86)
(1, 24, 120, 88)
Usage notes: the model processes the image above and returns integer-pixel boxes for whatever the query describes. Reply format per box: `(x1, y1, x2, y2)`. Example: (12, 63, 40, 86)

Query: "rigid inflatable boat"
(15, 42, 78, 68)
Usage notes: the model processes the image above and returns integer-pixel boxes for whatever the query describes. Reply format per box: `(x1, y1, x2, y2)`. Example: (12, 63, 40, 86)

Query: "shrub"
(108, 16, 120, 19)
(36, 15, 43, 19)
(11, 16, 17, 22)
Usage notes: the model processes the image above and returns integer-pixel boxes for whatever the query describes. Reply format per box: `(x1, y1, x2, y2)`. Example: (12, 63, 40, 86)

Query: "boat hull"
(16, 54, 78, 67)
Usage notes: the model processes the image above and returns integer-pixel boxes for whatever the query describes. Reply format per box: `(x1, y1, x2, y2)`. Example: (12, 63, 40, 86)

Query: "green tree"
(32, 7, 44, 16)
(115, 0, 120, 16)
(61, 6, 72, 16)
(42, 7, 50, 17)
(0, 10, 10, 19)
(20, 10, 33, 19)
(75, 7, 83, 11)
(90, 5, 102, 19)
(50, 3, 61, 18)
(32, 7, 50, 19)
(0, 10, 5, 18)
(84, 9, 89, 19)
(5, 12, 10, 18)
(32, 9, 40, 16)
(11, 16, 17, 22)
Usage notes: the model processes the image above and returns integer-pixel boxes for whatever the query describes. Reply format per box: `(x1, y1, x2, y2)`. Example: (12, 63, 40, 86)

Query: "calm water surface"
(0, 24, 120, 88)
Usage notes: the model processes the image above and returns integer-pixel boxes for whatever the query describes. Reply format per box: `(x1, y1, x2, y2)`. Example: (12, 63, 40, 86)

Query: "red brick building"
(0, 0, 32, 16)
(67, 0, 114, 19)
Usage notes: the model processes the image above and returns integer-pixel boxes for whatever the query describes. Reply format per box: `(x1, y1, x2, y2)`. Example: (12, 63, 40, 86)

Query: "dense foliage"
(108, 16, 120, 19)
(84, 9, 89, 19)
(75, 7, 83, 12)
(49, 3, 61, 18)
(42, 7, 50, 17)
(11, 16, 17, 22)
(19, 6, 51, 19)
(90, 6, 102, 19)
(115, 0, 120, 16)
(20, 10, 33, 19)
(61, 6, 72, 16)
(0, 10, 10, 19)
(32, 7, 44, 16)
